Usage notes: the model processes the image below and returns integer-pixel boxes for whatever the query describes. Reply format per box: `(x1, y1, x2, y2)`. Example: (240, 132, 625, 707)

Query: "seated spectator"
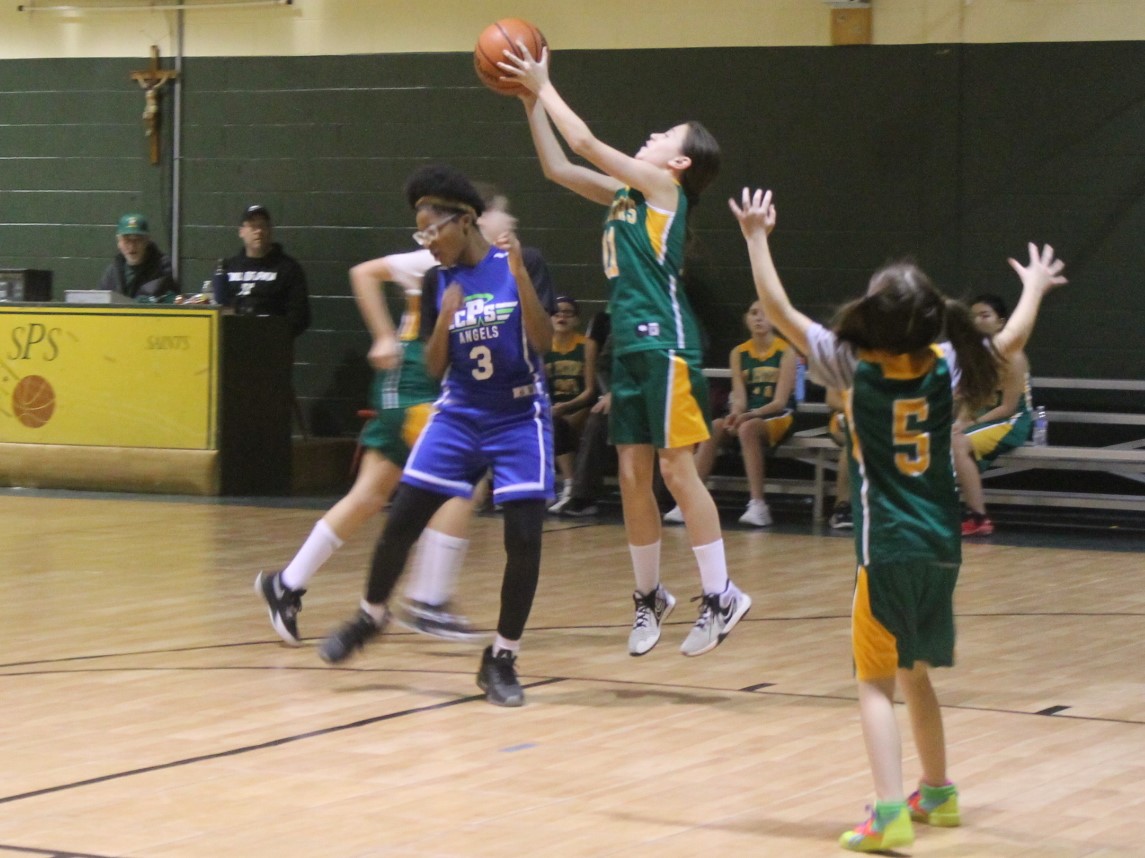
(825, 387, 853, 529)
(953, 293, 1033, 536)
(98, 213, 178, 302)
(214, 205, 311, 337)
(545, 296, 595, 510)
(664, 300, 796, 527)
(553, 309, 613, 516)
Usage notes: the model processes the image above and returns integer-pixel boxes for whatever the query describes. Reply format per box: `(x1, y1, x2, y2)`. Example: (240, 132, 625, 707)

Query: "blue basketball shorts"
(401, 401, 555, 503)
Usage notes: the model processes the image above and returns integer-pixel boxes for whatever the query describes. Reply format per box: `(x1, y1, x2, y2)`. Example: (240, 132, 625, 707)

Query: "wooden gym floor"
(3, 489, 1144, 857)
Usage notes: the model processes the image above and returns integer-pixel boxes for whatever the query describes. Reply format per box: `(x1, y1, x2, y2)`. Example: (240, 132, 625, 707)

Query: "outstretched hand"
(728, 188, 777, 240)
(498, 43, 550, 95)
(1008, 243, 1067, 295)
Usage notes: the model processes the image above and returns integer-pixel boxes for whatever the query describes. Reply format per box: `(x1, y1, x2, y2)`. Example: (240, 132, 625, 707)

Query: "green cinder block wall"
(1, 43, 1142, 435)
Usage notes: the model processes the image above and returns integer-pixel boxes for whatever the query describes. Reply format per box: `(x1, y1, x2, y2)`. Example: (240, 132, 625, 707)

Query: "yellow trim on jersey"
(665, 354, 710, 448)
(856, 345, 941, 380)
(397, 293, 421, 342)
(645, 203, 675, 265)
(550, 332, 586, 356)
(852, 566, 900, 680)
(740, 336, 788, 363)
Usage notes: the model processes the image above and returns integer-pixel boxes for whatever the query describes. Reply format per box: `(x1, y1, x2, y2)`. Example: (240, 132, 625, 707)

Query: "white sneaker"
(738, 500, 772, 527)
(627, 585, 676, 656)
(680, 583, 752, 657)
(662, 505, 685, 524)
(549, 483, 573, 513)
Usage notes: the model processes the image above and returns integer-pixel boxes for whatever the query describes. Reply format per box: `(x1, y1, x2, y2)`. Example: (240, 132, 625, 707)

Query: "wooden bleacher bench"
(699, 371, 1145, 519)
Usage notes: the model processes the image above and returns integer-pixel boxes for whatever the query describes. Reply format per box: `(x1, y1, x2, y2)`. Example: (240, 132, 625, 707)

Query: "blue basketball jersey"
(426, 247, 549, 415)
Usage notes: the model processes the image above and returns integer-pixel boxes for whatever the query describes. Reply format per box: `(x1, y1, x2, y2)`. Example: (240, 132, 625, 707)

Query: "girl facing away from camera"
(500, 44, 753, 659)
(730, 187, 1066, 852)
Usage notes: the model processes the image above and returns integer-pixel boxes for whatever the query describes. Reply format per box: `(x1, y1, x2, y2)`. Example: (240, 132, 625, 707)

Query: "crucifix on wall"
(130, 46, 179, 166)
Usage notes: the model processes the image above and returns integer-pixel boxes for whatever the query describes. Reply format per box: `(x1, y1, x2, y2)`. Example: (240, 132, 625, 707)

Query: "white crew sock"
(629, 541, 661, 596)
(693, 538, 729, 596)
(281, 518, 343, 591)
(360, 598, 387, 625)
(403, 529, 469, 605)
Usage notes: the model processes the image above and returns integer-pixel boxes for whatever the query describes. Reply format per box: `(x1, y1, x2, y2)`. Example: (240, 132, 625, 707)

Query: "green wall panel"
(1, 43, 1143, 435)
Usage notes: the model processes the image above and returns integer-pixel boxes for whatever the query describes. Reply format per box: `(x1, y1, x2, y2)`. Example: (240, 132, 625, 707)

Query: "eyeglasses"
(412, 213, 460, 247)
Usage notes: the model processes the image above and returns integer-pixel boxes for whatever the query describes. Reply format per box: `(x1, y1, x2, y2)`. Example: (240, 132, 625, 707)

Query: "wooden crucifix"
(130, 46, 179, 166)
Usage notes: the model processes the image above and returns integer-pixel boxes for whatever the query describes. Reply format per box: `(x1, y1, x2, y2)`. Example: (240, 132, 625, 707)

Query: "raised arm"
(504, 48, 677, 208)
(993, 243, 1068, 360)
(728, 189, 816, 358)
(520, 93, 621, 206)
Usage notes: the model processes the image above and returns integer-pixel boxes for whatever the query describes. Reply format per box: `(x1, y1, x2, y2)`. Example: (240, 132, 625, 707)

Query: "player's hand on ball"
(728, 188, 777, 239)
(498, 42, 549, 94)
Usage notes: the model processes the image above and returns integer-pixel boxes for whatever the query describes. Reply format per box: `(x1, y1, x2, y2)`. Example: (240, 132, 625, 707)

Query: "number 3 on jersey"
(892, 397, 930, 476)
(470, 345, 493, 380)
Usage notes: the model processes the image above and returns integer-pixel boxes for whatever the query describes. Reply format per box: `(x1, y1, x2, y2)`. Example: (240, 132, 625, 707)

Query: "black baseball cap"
(241, 204, 271, 224)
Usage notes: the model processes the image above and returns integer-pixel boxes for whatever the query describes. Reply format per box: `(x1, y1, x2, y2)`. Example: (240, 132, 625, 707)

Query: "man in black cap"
(98, 212, 179, 301)
(214, 205, 311, 337)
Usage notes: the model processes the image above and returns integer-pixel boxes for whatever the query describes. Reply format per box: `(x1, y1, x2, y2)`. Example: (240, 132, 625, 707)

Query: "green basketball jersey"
(735, 337, 793, 411)
(847, 346, 961, 567)
(602, 184, 703, 356)
(545, 334, 588, 404)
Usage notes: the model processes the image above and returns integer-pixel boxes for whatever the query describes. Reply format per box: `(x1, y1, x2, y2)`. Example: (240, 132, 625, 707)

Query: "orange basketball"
(12, 374, 55, 428)
(474, 18, 547, 96)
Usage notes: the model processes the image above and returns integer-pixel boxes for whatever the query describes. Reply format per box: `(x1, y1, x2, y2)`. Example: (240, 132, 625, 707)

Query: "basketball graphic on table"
(12, 374, 56, 428)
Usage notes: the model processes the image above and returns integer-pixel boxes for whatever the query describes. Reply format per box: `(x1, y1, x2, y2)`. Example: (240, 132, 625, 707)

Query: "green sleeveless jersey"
(545, 333, 588, 404)
(735, 337, 793, 411)
(602, 184, 703, 356)
(847, 346, 961, 567)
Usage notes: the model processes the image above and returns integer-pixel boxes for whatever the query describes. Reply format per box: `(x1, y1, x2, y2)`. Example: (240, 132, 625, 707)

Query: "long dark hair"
(678, 121, 721, 212)
(834, 261, 998, 410)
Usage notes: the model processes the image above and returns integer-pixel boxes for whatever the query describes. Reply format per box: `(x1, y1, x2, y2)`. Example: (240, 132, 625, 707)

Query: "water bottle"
(795, 356, 807, 404)
(1032, 406, 1049, 446)
(210, 259, 226, 305)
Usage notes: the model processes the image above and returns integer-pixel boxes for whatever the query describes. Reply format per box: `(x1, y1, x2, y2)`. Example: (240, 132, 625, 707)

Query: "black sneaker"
(396, 599, 484, 643)
(318, 609, 385, 664)
(560, 498, 599, 517)
(255, 570, 306, 646)
(476, 645, 524, 707)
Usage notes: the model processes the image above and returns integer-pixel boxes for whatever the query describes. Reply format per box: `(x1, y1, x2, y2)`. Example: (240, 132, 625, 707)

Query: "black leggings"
(364, 484, 545, 642)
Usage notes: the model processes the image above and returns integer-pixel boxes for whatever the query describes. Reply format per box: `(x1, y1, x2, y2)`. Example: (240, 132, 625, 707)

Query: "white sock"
(693, 539, 729, 595)
(629, 541, 661, 596)
(360, 598, 387, 625)
(281, 519, 343, 590)
(492, 634, 519, 656)
(403, 529, 469, 605)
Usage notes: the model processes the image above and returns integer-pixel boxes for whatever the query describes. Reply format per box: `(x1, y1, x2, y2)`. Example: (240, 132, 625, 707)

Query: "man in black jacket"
(214, 205, 311, 337)
(98, 213, 179, 301)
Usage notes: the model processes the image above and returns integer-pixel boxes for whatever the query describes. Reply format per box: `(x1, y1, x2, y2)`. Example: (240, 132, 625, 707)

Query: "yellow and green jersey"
(602, 184, 702, 357)
(804, 323, 960, 568)
(545, 334, 588, 404)
(735, 337, 793, 411)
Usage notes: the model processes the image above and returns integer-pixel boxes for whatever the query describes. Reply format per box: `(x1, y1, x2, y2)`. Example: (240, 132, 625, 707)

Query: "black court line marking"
(0, 676, 565, 807)
(741, 682, 775, 692)
(1036, 705, 1071, 716)
(0, 846, 117, 858)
